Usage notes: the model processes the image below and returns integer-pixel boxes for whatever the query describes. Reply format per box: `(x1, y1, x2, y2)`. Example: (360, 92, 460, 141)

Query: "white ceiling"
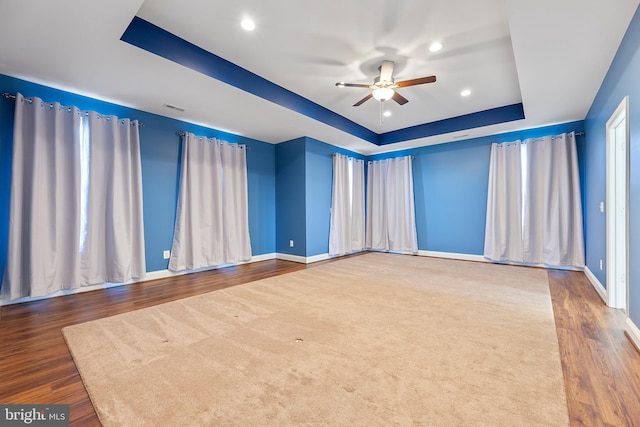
(0, 0, 638, 154)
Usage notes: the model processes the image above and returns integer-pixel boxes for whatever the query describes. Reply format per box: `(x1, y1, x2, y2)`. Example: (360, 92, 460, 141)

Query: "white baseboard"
(584, 266, 608, 304)
(275, 252, 336, 264)
(144, 253, 276, 282)
(274, 253, 308, 264)
(0, 253, 277, 307)
(305, 253, 333, 263)
(0, 279, 141, 307)
(417, 250, 488, 263)
(625, 317, 640, 352)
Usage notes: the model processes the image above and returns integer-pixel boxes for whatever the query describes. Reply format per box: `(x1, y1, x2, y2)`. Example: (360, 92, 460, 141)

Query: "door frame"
(605, 96, 630, 312)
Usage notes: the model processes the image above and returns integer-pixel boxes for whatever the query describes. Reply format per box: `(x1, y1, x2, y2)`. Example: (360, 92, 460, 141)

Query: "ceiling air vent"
(453, 134, 469, 139)
(163, 103, 185, 112)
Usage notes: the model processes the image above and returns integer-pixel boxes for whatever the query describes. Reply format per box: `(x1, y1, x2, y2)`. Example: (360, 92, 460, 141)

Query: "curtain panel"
(484, 132, 584, 267)
(366, 156, 418, 253)
(2, 93, 146, 300)
(328, 154, 365, 256)
(484, 142, 524, 262)
(523, 133, 584, 266)
(169, 133, 252, 271)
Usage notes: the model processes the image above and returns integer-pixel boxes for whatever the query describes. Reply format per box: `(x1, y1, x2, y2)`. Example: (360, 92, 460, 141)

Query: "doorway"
(606, 96, 629, 311)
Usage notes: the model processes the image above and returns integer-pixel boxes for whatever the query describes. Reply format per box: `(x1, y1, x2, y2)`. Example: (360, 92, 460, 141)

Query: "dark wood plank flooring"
(1, 256, 639, 426)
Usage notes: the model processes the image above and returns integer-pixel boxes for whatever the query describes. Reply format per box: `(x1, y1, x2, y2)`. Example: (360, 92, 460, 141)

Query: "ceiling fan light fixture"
(372, 87, 395, 101)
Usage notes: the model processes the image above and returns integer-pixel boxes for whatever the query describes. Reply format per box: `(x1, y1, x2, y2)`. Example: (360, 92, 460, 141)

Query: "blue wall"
(369, 121, 586, 256)
(275, 136, 365, 257)
(0, 72, 593, 301)
(0, 74, 276, 279)
(584, 4, 640, 325)
(275, 138, 307, 256)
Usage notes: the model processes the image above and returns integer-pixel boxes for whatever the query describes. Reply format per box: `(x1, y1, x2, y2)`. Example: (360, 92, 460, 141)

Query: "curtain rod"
(2, 92, 144, 127)
(334, 153, 414, 160)
(179, 131, 250, 150)
(523, 131, 584, 141)
(331, 153, 364, 160)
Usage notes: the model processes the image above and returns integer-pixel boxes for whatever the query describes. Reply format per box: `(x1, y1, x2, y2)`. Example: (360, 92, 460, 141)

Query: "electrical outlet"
(600, 259, 603, 270)
(289, 240, 294, 248)
(600, 201, 604, 213)
(163, 250, 170, 259)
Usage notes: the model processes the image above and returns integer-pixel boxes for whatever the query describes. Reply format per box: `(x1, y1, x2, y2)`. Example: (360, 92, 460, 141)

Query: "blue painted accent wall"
(121, 17, 378, 144)
(0, 73, 276, 281)
(0, 75, 590, 301)
(378, 103, 525, 146)
(584, 4, 640, 325)
(369, 121, 585, 256)
(275, 138, 307, 256)
(275, 136, 365, 257)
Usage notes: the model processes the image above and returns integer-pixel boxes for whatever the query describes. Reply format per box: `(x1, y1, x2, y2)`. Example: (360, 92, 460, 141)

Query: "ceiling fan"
(335, 60, 436, 107)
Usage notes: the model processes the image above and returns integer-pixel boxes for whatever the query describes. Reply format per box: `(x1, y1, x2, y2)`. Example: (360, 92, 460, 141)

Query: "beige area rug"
(63, 253, 569, 426)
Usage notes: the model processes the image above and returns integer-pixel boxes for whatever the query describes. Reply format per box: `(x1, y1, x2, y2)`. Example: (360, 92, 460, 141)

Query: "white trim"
(305, 253, 333, 263)
(625, 317, 640, 352)
(417, 250, 488, 263)
(0, 280, 139, 307)
(605, 96, 630, 311)
(274, 251, 371, 264)
(275, 252, 336, 264)
(144, 253, 276, 281)
(275, 253, 308, 264)
(584, 266, 608, 304)
(0, 253, 277, 306)
(416, 250, 583, 272)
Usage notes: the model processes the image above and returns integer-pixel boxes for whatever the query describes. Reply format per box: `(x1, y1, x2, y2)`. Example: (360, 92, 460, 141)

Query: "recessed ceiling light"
(383, 110, 392, 117)
(241, 18, 255, 31)
(460, 89, 471, 97)
(429, 41, 443, 52)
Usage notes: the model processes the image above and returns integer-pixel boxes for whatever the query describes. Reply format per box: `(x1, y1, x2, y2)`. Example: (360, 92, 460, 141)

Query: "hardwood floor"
(1, 257, 639, 426)
(548, 269, 640, 426)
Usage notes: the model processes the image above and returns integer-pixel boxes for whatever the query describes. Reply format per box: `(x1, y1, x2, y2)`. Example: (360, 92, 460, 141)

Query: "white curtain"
(366, 159, 388, 250)
(484, 132, 585, 267)
(351, 158, 365, 250)
(81, 112, 146, 283)
(2, 94, 146, 300)
(328, 154, 365, 256)
(484, 142, 524, 262)
(366, 156, 418, 253)
(523, 133, 584, 266)
(169, 133, 251, 271)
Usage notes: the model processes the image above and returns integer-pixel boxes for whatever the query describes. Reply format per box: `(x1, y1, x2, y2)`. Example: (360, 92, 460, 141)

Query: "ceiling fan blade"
(353, 93, 373, 107)
(379, 60, 395, 83)
(336, 82, 371, 88)
(392, 92, 409, 105)
(395, 75, 436, 88)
